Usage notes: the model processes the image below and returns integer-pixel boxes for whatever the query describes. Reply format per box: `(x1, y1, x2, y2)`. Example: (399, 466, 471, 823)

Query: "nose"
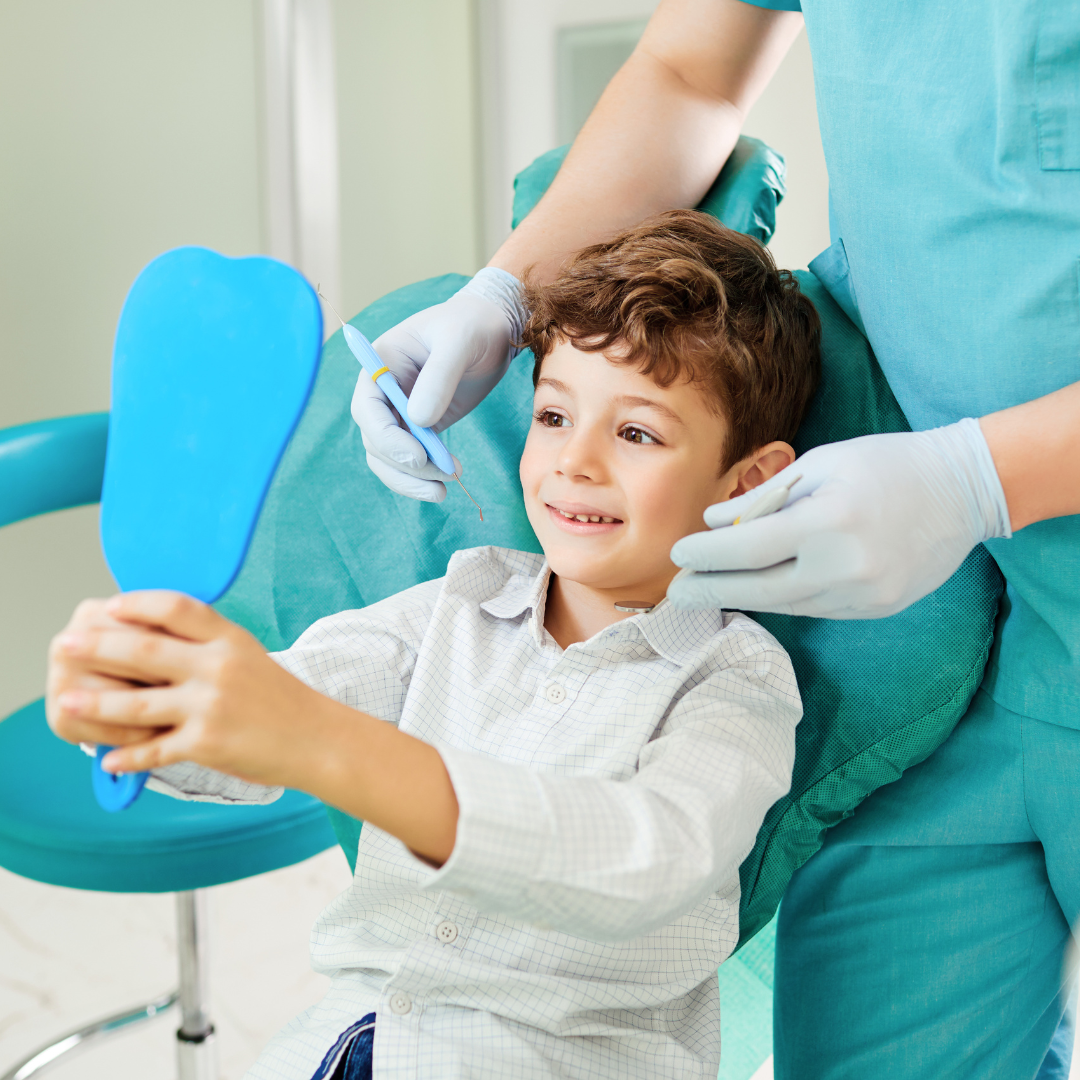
(555, 424, 608, 483)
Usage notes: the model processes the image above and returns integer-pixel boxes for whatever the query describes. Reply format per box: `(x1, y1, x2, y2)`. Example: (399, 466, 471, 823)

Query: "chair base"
(2, 889, 218, 1080)
(1, 990, 179, 1079)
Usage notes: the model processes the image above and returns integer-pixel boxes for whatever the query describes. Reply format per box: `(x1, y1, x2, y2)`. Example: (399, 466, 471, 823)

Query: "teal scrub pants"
(774, 689, 1079, 1079)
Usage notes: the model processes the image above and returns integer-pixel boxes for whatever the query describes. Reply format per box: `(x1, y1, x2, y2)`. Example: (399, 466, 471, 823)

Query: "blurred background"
(0, 2, 827, 1076)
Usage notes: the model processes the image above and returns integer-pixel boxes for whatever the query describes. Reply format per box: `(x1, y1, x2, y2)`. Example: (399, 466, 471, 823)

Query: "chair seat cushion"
(0, 700, 335, 893)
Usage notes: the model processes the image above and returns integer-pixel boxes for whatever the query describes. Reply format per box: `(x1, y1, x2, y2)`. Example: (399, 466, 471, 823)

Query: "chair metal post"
(176, 890, 216, 1080)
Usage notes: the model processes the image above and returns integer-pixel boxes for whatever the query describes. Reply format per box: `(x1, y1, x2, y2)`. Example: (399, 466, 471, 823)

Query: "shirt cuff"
(419, 747, 552, 916)
(147, 762, 283, 805)
(460, 267, 527, 352)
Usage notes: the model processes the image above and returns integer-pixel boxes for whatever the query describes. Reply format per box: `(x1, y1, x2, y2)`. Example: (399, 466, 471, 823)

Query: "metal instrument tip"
(316, 285, 347, 328)
(455, 475, 483, 521)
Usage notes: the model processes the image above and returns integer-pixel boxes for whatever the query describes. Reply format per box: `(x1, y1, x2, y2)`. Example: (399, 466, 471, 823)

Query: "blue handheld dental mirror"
(92, 247, 322, 811)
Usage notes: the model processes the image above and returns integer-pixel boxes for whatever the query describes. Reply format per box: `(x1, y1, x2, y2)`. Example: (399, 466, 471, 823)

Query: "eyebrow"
(535, 377, 572, 395)
(535, 377, 685, 426)
(613, 394, 685, 426)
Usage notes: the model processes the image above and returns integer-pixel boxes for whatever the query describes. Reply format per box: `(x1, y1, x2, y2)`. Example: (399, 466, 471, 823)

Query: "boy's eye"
(534, 409, 571, 428)
(619, 425, 659, 445)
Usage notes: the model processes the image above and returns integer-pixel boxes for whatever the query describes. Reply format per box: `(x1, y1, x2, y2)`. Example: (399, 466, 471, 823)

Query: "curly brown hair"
(520, 209, 821, 473)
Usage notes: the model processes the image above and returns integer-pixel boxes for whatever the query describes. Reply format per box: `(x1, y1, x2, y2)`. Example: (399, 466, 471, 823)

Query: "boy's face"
(520, 339, 733, 600)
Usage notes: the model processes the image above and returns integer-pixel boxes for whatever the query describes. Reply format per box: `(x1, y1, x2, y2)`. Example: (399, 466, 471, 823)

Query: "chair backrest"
(215, 139, 1002, 949)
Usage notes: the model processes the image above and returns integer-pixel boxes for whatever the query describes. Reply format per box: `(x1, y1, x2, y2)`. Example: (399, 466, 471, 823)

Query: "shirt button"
(435, 920, 459, 944)
(389, 991, 412, 1015)
(545, 683, 566, 704)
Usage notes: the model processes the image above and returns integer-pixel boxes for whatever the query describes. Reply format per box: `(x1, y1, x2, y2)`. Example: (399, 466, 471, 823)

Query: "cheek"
(518, 430, 546, 499)
(627, 461, 714, 539)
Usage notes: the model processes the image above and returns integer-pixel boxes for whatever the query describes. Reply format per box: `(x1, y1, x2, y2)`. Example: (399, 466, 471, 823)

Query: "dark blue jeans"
(312, 1014, 375, 1080)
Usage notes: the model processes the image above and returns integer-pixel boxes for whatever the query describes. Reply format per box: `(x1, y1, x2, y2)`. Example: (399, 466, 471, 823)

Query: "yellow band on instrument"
(371, 366, 389, 382)
(732, 516, 742, 526)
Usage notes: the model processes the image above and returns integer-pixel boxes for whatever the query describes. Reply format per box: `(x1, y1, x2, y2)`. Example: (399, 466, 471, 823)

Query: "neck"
(543, 570, 674, 650)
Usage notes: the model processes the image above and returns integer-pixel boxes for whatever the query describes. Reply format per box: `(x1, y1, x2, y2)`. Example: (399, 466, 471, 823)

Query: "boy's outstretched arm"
(47, 592, 460, 865)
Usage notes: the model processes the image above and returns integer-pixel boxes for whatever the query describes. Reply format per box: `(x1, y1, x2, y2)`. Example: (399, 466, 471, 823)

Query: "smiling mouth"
(546, 504, 623, 529)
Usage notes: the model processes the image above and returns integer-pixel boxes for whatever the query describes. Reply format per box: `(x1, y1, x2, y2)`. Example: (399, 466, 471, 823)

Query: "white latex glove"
(668, 418, 1012, 619)
(351, 267, 526, 502)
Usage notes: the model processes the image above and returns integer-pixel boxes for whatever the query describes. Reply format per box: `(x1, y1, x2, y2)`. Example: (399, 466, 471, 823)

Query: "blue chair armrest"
(0, 413, 109, 528)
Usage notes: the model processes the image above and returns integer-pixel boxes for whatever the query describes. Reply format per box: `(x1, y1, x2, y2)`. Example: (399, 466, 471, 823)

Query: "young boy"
(47, 209, 821, 1080)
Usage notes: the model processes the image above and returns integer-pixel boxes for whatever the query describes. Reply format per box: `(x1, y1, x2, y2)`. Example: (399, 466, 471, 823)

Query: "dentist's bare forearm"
(980, 379, 1080, 532)
(295, 695, 459, 865)
(489, 53, 741, 283)
(490, 0, 803, 283)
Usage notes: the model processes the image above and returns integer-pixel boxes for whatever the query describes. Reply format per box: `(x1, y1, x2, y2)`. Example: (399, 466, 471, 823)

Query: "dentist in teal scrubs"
(352, 1, 1080, 1075)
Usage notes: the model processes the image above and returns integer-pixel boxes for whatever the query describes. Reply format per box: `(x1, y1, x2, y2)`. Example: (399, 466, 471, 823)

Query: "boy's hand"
(47, 592, 325, 786)
(47, 592, 460, 864)
(47, 598, 161, 749)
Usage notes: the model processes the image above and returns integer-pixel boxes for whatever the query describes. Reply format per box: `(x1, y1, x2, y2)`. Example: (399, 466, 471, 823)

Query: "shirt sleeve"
(425, 630, 801, 942)
(147, 577, 443, 805)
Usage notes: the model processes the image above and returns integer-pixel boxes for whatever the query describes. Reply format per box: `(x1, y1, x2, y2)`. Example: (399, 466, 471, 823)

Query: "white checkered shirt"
(151, 546, 800, 1079)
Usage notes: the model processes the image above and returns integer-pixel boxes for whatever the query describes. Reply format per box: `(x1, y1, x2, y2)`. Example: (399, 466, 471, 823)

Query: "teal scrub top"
(740, 0, 1080, 727)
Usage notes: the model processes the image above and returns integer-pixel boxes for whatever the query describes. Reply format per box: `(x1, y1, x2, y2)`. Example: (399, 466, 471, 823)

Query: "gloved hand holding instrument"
(350, 267, 526, 503)
(668, 418, 1012, 619)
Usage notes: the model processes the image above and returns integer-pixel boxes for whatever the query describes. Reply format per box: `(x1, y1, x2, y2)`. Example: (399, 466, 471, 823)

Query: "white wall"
(335, 0, 481, 308)
(0, 1, 264, 433)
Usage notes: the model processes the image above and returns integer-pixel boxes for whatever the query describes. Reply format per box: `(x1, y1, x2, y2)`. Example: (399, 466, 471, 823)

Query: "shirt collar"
(479, 561, 552, 622)
(631, 598, 728, 665)
(480, 560, 728, 664)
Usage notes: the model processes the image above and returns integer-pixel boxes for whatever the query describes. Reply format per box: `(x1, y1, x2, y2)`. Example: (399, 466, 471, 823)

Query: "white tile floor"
(0, 847, 352, 1079)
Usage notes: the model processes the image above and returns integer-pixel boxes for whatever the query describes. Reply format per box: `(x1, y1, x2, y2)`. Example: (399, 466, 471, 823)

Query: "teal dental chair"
(0, 137, 1002, 1080)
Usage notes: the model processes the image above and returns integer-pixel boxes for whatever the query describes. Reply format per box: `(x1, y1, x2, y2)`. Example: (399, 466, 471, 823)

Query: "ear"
(728, 441, 796, 498)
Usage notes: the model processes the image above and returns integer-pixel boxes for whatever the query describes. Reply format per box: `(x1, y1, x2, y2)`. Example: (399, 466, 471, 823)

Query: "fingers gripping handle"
(668, 475, 802, 609)
(343, 326, 457, 475)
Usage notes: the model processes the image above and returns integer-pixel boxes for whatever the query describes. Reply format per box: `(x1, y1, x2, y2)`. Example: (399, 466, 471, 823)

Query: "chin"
(543, 549, 610, 586)
(544, 548, 639, 593)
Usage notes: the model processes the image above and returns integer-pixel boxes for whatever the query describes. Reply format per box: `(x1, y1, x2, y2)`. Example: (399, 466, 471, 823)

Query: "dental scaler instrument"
(318, 289, 483, 520)
(732, 473, 802, 524)
(614, 474, 803, 613)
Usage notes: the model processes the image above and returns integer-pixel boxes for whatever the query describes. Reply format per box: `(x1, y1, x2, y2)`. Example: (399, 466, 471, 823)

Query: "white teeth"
(553, 507, 617, 524)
